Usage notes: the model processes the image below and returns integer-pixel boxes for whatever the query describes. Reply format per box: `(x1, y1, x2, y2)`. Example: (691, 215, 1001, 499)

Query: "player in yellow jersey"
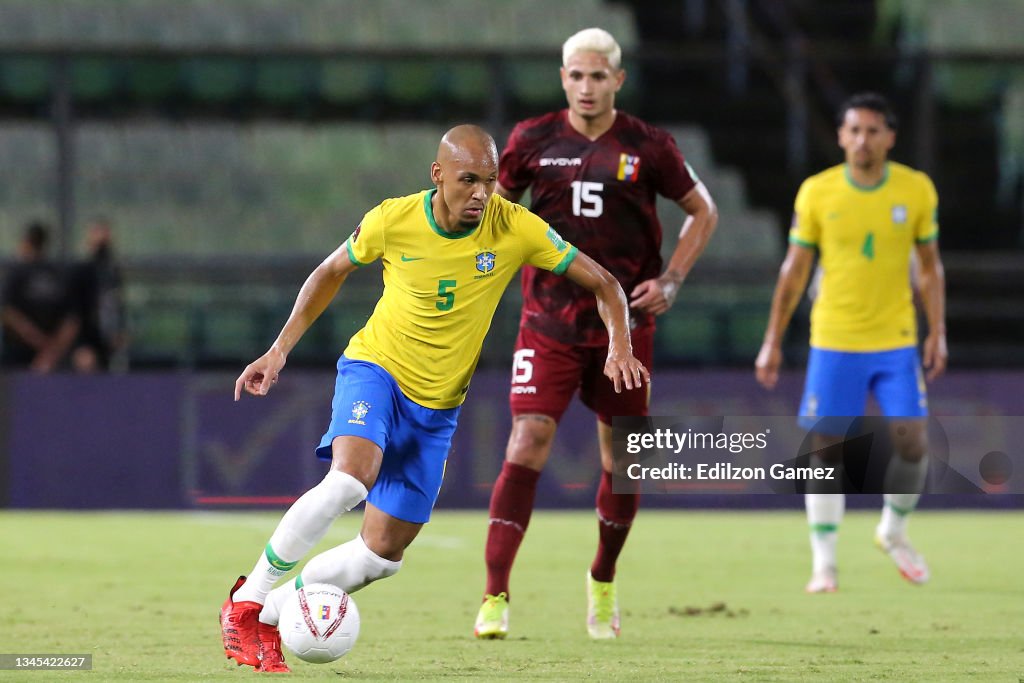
(755, 93, 947, 593)
(218, 125, 649, 672)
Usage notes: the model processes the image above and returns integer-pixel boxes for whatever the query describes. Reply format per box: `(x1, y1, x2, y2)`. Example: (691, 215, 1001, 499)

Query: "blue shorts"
(798, 346, 928, 433)
(316, 357, 460, 524)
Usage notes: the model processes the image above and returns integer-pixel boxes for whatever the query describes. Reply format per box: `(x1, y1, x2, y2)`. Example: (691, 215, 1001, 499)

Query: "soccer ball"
(278, 583, 360, 663)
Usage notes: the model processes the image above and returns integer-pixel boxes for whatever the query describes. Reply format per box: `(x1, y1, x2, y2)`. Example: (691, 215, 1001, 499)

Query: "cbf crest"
(348, 400, 371, 425)
(476, 251, 496, 274)
(891, 204, 908, 225)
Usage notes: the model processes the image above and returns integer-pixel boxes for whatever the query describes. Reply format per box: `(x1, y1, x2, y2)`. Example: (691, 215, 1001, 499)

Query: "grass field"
(1, 509, 1022, 681)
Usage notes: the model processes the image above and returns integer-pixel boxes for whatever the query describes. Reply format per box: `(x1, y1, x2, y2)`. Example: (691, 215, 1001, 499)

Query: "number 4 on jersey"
(861, 231, 875, 260)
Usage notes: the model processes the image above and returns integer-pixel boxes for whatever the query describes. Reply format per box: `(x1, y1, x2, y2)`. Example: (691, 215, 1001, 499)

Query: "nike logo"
(401, 254, 424, 262)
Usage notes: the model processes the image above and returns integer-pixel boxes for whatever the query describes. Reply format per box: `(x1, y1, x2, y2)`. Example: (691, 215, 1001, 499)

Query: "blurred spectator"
(70, 217, 127, 373)
(1, 221, 80, 372)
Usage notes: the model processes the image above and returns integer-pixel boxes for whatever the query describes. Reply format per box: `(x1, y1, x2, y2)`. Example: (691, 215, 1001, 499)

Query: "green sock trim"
(810, 523, 838, 534)
(294, 575, 304, 590)
(886, 501, 914, 516)
(265, 542, 299, 573)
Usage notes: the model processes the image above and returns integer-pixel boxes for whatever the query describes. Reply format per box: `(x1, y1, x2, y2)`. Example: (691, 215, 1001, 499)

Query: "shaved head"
(437, 124, 498, 168)
(430, 124, 499, 233)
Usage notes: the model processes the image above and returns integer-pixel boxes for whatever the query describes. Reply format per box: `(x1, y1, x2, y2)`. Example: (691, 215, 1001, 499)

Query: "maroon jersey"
(500, 109, 696, 346)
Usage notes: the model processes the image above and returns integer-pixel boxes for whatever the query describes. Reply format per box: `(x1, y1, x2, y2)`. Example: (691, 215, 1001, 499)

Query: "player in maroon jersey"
(475, 28, 718, 640)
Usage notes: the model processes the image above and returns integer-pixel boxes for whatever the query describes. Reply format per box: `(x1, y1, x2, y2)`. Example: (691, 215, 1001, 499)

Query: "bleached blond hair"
(562, 28, 622, 69)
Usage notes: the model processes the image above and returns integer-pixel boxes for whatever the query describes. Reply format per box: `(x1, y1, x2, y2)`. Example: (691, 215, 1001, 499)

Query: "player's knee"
(506, 415, 556, 469)
(320, 470, 369, 514)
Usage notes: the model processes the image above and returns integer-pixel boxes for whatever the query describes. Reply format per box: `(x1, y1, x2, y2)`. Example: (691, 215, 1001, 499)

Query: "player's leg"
(798, 348, 869, 593)
(477, 328, 580, 638)
(256, 503, 419, 672)
(221, 358, 390, 667)
(260, 386, 456, 625)
(873, 348, 930, 583)
(579, 327, 652, 638)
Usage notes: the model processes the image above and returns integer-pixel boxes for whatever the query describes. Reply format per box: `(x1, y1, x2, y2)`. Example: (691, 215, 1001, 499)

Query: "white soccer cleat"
(804, 566, 838, 593)
(875, 531, 930, 585)
(586, 572, 620, 639)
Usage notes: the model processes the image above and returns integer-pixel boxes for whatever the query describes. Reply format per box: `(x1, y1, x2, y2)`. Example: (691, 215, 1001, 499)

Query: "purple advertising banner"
(2, 370, 1022, 510)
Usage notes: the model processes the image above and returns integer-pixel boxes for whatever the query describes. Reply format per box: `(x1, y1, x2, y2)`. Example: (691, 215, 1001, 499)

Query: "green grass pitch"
(1, 509, 1021, 681)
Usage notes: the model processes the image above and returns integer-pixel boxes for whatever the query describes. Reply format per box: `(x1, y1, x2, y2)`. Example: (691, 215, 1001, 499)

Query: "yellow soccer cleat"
(586, 572, 620, 639)
(474, 592, 509, 639)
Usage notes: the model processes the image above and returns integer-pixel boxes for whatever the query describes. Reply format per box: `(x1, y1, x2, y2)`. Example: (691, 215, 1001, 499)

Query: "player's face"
(838, 108, 895, 170)
(561, 51, 624, 121)
(432, 153, 498, 231)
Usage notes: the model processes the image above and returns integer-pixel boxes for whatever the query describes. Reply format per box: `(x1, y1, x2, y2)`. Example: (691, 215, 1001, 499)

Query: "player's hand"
(755, 342, 783, 390)
(922, 332, 948, 382)
(629, 276, 679, 315)
(234, 347, 287, 400)
(604, 349, 650, 394)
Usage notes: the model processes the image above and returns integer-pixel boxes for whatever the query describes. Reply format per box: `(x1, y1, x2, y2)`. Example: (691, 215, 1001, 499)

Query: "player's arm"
(495, 181, 524, 203)
(32, 314, 80, 373)
(914, 240, 947, 381)
(564, 251, 650, 393)
(234, 244, 359, 400)
(1, 305, 51, 350)
(755, 244, 816, 390)
(630, 182, 718, 314)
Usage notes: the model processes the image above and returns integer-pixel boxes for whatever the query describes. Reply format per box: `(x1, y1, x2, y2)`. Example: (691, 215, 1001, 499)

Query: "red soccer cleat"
(220, 576, 263, 667)
(257, 621, 291, 673)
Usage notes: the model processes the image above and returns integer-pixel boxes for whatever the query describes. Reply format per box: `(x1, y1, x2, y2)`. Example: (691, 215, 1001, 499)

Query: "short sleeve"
(497, 122, 534, 194)
(345, 204, 386, 266)
(788, 179, 819, 249)
(517, 209, 577, 275)
(652, 132, 697, 200)
(914, 174, 939, 244)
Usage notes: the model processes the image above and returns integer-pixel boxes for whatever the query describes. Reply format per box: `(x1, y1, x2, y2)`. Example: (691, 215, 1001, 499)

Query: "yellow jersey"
(789, 162, 938, 352)
(343, 189, 578, 408)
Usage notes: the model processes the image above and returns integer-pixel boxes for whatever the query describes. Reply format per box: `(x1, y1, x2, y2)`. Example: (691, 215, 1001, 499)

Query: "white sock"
(806, 493, 844, 573)
(259, 534, 401, 626)
(878, 493, 920, 540)
(234, 471, 368, 605)
(877, 455, 927, 540)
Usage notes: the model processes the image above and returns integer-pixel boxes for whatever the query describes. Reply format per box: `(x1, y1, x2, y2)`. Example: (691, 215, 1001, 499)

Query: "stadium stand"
(0, 0, 1020, 368)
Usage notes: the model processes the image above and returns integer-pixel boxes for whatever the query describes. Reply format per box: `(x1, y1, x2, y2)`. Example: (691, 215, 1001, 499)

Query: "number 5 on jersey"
(571, 181, 604, 217)
(436, 279, 456, 311)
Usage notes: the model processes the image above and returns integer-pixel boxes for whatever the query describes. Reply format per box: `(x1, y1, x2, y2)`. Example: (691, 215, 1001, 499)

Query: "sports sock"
(806, 493, 844, 573)
(234, 470, 368, 605)
(484, 461, 541, 598)
(589, 469, 639, 583)
(259, 534, 401, 626)
(878, 455, 927, 539)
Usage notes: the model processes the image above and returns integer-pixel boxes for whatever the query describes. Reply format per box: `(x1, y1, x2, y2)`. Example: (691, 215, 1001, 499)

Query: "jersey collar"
(424, 188, 479, 239)
(844, 162, 890, 192)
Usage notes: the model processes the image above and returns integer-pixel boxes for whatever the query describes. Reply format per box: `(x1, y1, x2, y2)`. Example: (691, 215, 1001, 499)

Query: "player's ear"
(615, 68, 626, 91)
(430, 161, 442, 185)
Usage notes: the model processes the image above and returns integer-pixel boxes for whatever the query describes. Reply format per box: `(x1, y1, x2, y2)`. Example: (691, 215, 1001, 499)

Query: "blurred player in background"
(1, 221, 80, 372)
(70, 217, 127, 373)
(475, 27, 717, 640)
(755, 93, 947, 593)
(220, 125, 648, 672)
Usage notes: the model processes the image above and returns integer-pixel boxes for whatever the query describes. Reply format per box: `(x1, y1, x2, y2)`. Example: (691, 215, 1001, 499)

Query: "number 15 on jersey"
(571, 181, 604, 217)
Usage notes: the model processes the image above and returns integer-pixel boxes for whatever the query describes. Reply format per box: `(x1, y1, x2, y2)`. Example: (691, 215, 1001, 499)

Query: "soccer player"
(755, 93, 947, 593)
(475, 28, 717, 640)
(220, 124, 649, 672)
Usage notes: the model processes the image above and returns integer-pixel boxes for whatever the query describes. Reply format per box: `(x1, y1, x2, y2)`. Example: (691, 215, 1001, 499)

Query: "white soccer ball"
(278, 583, 360, 663)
